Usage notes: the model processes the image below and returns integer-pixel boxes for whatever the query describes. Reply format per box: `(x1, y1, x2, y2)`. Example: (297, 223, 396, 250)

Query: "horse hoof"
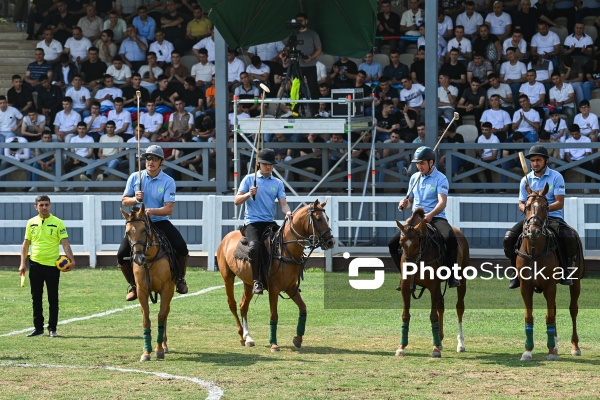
(457, 346, 466, 353)
(395, 349, 405, 357)
(245, 339, 255, 347)
(547, 354, 558, 361)
(520, 351, 533, 361)
(270, 345, 280, 352)
(571, 349, 581, 356)
(431, 351, 442, 358)
(156, 352, 165, 360)
(438, 345, 443, 351)
(163, 345, 169, 354)
(140, 354, 151, 362)
(553, 346, 558, 355)
(293, 337, 302, 349)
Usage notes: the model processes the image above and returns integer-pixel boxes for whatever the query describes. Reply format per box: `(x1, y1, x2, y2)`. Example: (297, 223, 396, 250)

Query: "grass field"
(1, 268, 600, 399)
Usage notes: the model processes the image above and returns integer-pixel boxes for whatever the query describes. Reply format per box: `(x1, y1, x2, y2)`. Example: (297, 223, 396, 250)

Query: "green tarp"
(197, 0, 377, 58)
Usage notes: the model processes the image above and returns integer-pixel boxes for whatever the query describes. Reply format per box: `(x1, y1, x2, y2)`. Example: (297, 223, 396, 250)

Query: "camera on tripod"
(285, 19, 306, 62)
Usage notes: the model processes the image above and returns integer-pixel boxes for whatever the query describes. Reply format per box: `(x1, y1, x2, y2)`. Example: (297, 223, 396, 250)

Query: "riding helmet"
(142, 145, 165, 160)
(525, 145, 549, 159)
(412, 146, 436, 162)
(258, 148, 277, 165)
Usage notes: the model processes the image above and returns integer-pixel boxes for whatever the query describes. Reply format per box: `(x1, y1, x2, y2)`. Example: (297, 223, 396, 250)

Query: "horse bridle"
(401, 225, 427, 263)
(523, 194, 549, 240)
(125, 214, 156, 267)
(287, 206, 333, 250)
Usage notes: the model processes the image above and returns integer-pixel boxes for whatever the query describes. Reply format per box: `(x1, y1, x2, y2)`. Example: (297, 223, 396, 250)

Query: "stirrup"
(508, 278, 520, 289)
(253, 280, 264, 295)
(126, 287, 137, 301)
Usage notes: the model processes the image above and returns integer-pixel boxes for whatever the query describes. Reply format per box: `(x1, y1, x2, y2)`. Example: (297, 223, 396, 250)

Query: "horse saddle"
(233, 224, 280, 264)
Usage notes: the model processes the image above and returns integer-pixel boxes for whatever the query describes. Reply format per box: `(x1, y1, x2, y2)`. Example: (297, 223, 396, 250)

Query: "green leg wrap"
(297, 310, 307, 337)
(401, 322, 409, 347)
(157, 322, 165, 344)
(269, 319, 278, 345)
(431, 322, 441, 347)
(143, 327, 152, 353)
(525, 323, 534, 350)
(546, 323, 556, 348)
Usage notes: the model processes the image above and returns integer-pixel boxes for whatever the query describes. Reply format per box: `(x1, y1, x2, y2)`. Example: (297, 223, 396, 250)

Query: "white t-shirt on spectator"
(193, 37, 215, 62)
(481, 108, 512, 130)
(106, 64, 132, 84)
(544, 117, 568, 142)
(69, 134, 94, 157)
(512, 108, 541, 132)
(66, 86, 92, 110)
(139, 112, 164, 133)
(487, 83, 513, 108)
(4, 136, 30, 160)
(564, 134, 591, 160)
(54, 110, 81, 132)
(84, 114, 107, 133)
(447, 37, 472, 60)
(0, 106, 23, 132)
(64, 36, 92, 62)
(549, 83, 575, 108)
(456, 11, 483, 36)
(531, 31, 560, 55)
(502, 37, 527, 56)
(485, 12, 512, 36)
(400, 84, 425, 108)
(95, 87, 123, 107)
(500, 61, 527, 80)
(190, 62, 215, 83)
(519, 81, 546, 105)
(573, 112, 599, 136)
(476, 133, 500, 159)
(37, 39, 63, 62)
(107, 109, 133, 134)
(149, 39, 174, 63)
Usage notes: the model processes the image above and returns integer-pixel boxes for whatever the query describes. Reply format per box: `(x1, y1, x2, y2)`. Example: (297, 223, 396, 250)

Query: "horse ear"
(320, 199, 328, 208)
(416, 220, 426, 233)
(542, 182, 549, 196)
(121, 208, 129, 219)
(525, 181, 532, 195)
(313, 199, 319, 208)
(396, 220, 404, 230)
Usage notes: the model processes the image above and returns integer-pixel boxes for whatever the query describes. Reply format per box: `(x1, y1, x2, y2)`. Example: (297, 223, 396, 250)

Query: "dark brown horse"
(217, 199, 334, 352)
(121, 204, 174, 362)
(517, 183, 583, 361)
(395, 208, 468, 358)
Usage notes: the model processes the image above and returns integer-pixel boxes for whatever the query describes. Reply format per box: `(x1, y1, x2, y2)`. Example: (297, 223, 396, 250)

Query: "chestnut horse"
(395, 208, 468, 358)
(516, 183, 583, 361)
(121, 204, 175, 362)
(217, 199, 334, 352)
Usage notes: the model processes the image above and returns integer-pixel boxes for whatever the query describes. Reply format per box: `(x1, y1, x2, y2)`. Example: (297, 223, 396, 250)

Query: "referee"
(19, 195, 75, 338)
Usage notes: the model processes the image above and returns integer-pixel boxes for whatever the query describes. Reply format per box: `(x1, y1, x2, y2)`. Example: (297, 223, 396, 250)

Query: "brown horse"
(121, 204, 175, 362)
(395, 208, 468, 358)
(217, 199, 334, 352)
(516, 183, 583, 361)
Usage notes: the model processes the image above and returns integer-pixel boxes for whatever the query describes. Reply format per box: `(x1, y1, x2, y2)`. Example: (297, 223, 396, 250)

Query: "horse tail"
(577, 237, 585, 279)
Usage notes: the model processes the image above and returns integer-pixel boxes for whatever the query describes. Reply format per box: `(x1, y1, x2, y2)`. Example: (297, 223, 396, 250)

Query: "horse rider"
(117, 145, 189, 301)
(234, 148, 292, 294)
(388, 146, 461, 288)
(503, 144, 577, 289)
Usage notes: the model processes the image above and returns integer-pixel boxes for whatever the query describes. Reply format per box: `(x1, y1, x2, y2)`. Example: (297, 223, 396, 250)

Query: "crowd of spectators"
(2, 0, 600, 192)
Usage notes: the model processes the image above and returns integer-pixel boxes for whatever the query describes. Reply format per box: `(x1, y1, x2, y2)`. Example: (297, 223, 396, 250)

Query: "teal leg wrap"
(157, 322, 165, 344)
(297, 310, 307, 337)
(401, 322, 409, 347)
(431, 322, 441, 347)
(143, 327, 152, 353)
(525, 323, 534, 350)
(269, 319, 278, 345)
(546, 323, 556, 348)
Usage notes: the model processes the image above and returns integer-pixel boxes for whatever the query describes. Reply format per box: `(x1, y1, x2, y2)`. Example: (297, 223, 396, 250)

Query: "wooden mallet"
(252, 83, 271, 200)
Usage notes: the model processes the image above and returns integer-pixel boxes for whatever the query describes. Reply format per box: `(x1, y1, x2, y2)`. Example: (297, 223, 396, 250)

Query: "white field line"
(1, 281, 242, 337)
(0, 362, 223, 400)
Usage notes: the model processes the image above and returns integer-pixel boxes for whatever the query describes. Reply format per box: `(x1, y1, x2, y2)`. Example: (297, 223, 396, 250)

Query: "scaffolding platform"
(237, 116, 373, 134)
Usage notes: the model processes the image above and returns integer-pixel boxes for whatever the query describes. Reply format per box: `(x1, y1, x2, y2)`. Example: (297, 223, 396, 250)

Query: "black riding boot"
(175, 255, 189, 294)
(249, 241, 264, 294)
(508, 257, 520, 289)
(119, 262, 137, 301)
(560, 258, 573, 286)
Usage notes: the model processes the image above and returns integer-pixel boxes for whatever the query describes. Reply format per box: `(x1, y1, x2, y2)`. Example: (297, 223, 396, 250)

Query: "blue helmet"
(412, 146, 436, 162)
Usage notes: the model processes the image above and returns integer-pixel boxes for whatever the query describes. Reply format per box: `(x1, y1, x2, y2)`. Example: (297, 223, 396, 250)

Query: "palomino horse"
(217, 199, 334, 352)
(395, 208, 468, 358)
(516, 183, 583, 361)
(121, 204, 175, 362)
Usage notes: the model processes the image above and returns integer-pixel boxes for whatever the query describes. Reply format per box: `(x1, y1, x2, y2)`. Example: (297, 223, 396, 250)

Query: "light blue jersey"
(519, 167, 566, 219)
(408, 167, 449, 220)
(239, 172, 286, 225)
(124, 170, 176, 222)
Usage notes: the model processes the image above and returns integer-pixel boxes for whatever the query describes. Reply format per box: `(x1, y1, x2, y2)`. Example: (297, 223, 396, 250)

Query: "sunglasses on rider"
(145, 155, 162, 162)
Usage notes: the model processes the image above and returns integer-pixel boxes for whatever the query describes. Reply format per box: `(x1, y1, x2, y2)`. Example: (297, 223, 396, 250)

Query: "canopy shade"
(197, 0, 377, 58)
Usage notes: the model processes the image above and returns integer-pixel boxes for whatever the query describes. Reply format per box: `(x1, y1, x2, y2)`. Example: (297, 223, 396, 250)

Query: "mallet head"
(453, 111, 459, 121)
(259, 83, 270, 93)
(135, 90, 141, 98)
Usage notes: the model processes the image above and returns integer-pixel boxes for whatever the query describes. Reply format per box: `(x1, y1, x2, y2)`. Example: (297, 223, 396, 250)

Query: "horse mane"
(406, 207, 425, 226)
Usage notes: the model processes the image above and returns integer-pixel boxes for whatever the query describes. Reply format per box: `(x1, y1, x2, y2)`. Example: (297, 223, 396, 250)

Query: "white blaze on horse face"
(405, 239, 413, 249)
